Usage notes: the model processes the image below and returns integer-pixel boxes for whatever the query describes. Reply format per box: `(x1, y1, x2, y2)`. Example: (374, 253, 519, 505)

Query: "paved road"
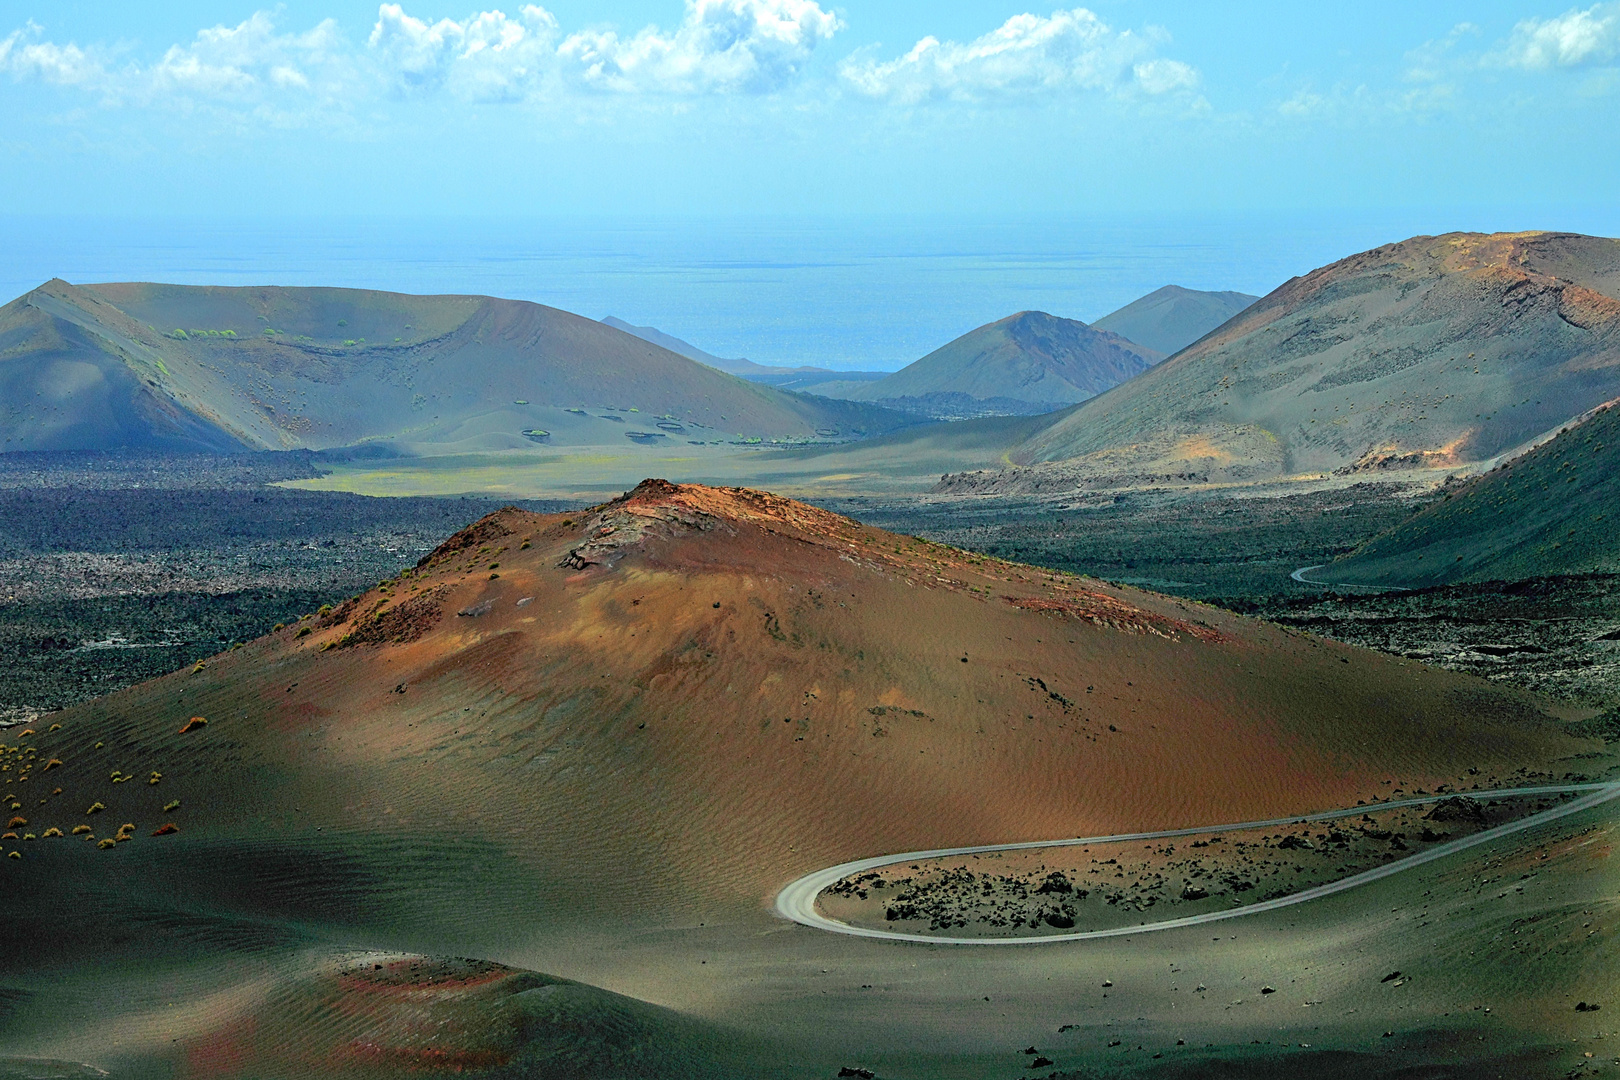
(1290, 564, 1406, 591)
(775, 783, 1620, 945)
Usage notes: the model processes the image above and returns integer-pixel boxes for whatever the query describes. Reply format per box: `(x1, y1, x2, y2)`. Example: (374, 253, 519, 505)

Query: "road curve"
(1290, 564, 1406, 591)
(775, 784, 1620, 945)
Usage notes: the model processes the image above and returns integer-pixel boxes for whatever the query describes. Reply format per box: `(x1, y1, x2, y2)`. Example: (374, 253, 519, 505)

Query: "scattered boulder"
(1032, 1056, 1053, 1068)
(1277, 834, 1313, 850)
(1577, 1001, 1602, 1012)
(1181, 884, 1210, 900)
(837, 1068, 875, 1079)
(1381, 971, 1402, 983)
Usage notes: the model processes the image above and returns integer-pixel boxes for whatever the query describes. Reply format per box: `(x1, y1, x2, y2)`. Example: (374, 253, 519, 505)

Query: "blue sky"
(3, 1, 1618, 223)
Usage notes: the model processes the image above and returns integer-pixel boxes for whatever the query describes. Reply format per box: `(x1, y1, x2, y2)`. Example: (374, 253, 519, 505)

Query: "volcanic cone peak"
(561, 478, 864, 570)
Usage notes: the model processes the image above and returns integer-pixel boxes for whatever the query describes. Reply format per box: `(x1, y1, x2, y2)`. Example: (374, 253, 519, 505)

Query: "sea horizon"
(7, 208, 1617, 371)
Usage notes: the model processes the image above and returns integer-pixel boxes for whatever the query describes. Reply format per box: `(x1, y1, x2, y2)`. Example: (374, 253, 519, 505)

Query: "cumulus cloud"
(0, 12, 354, 108)
(369, 5, 561, 101)
(839, 8, 1199, 104)
(370, 0, 841, 99)
(0, 1, 842, 112)
(0, 22, 103, 87)
(1497, 4, 1620, 69)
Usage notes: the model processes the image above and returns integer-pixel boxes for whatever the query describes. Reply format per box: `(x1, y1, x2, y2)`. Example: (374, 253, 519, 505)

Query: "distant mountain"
(600, 315, 762, 376)
(1323, 399, 1620, 587)
(1093, 285, 1259, 357)
(0, 281, 914, 454)
(828, 311, 1162, 419)
(938, 232, 1620, 493)
(600, 316, 891, 391)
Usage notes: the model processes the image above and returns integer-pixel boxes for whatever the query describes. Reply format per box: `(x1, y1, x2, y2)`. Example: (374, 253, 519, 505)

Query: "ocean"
(1, 212, 1591, 371)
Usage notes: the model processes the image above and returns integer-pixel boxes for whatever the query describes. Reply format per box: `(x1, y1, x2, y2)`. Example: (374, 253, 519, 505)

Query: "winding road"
(775, 783, 1620, 945)
(1290, 564, 1406, 591)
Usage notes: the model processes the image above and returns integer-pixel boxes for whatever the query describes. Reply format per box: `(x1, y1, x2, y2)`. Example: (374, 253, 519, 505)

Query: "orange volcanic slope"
(5, 481, 1586, 940)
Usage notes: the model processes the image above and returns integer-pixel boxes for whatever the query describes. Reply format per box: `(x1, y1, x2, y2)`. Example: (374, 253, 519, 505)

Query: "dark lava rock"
(1044, 912, 1076, 929)
(1181, 884, 1210, 900)
(1426, 795, 1486, 824)
(1032, 1056, 1054, 1068)
(1037, 872, 1074, 895)
(1277, 834, 1313, 850)
(837, 1068, 875, 1079)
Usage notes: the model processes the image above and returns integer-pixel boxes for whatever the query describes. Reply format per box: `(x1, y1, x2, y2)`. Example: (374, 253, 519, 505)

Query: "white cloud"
(369, 4, 561, 101)
(839, 8, 1199, 104)
(0, 21, 106, 88)
(1, 1, 841, 113)
(0, 12, 355, 108)
(370, 0, 841, 99)
(1497, 4, 1620, 69)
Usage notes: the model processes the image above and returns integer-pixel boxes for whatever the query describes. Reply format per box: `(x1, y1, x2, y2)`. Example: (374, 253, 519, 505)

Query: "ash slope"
(5, 481, 1583, 929)
(0, 280, 910, 454)
(828, 311, 1162, 418)
(1092, 284, 1260, 357)
(0, 479, 1597, 1075)
(943, 232, 1620, 492)
(1326, 400, 1620, 587)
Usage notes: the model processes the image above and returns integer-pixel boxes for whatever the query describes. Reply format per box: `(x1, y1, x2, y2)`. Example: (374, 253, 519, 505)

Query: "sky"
(1, 1, 1618, 224)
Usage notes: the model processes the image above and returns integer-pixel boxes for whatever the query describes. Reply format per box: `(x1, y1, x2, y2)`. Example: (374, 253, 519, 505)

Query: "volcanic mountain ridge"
(937, 231, 1620, 493)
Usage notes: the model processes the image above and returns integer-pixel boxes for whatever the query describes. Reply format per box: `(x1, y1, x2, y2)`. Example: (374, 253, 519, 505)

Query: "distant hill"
(0, 281, 913, 454)
(601, 316, 890, 392)
(1093, 285, 1259, 356)
(827, 310, 1162, 419)
(938, 232, 1620, 493)
(1323, 400, 1620, 587)
(600, 315, 766, 376)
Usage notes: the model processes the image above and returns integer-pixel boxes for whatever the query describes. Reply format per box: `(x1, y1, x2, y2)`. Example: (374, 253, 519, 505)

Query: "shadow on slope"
(1326, 401, 1620, 587)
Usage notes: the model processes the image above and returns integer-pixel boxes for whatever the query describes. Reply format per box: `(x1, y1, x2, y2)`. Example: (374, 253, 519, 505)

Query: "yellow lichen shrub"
(71, 825, 92, 836)
(86, 802, 105, 815)
(42, 827, 62, 838)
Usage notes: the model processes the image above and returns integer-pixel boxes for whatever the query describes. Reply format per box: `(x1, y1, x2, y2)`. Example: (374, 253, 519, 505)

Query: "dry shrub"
(178, 717, 208, 734)
(151, 823, 179, 836)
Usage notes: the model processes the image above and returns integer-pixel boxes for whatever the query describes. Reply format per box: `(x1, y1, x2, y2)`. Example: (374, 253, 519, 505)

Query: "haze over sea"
(9, 210, 1615, 372)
